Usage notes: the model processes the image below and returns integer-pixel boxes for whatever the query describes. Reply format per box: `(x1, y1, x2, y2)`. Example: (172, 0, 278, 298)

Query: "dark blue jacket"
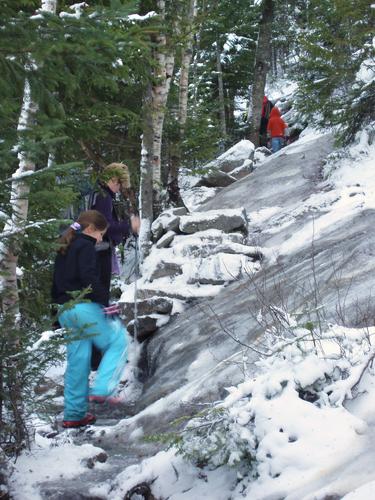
(52, 233, 108, 306)
(92, 185, 130, 246)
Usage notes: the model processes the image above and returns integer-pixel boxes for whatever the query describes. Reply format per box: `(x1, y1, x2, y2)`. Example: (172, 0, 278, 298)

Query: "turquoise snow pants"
(58, 302, 127, 421)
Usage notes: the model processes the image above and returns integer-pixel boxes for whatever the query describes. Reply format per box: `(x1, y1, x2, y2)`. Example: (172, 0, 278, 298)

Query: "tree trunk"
(0, 0, 57, 453)
(139, 0, 178, 244)
(178, 0, 197, 136)
(168, 0, 197, 206)
(150, 0, 175, 215)
(139, 84, 155, 261)
(216, 39, 227, 150)
(249, 0, 274, 147)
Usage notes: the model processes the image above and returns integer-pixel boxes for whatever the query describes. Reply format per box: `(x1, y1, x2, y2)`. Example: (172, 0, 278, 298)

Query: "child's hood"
(270, 106, 281, 118)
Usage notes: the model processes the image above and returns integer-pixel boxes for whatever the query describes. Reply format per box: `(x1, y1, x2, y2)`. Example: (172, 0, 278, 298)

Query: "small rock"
(151, 210, 182, 241)
(170, 207, 188, 216)
(127, 315, 159, 342)
(194, 169, 237, 188)
(82, 451, 108, 469)
(228, 159, 254, 180)
(156, 230, 176, 249)
(148, 261, 183, 281)
(179, 208, 247, 234)
(121, 297, 173, 320)
(212, 139, 255, 173)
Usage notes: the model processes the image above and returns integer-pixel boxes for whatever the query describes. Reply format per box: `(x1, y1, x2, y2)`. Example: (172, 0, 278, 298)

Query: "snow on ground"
(11, 436, 108, 500)
(91, 323, 375, 500)
(10, 122, 375, 499)
(108, 125, 375, 499)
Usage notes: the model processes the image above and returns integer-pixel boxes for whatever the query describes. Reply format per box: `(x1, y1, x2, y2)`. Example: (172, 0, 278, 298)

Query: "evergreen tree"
(296, 0, 374, 142)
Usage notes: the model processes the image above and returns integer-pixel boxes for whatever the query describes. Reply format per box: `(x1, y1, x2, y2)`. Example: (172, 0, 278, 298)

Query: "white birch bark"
(0, 0, 58, 451)
(151, 0, 175, 199)
(139, 87, 154, 260)
(0, 0, 57, 316)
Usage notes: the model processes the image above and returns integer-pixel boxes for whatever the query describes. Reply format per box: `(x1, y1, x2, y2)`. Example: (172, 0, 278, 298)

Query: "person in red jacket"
(267, 106, 288, 153)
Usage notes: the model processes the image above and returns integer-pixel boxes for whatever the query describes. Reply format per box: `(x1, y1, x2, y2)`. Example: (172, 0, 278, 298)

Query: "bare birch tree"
(150, 1, 175, 207)
(167, 0, 197, 205)
(139, 0, 178, 253)
(0, 0, 57, 452)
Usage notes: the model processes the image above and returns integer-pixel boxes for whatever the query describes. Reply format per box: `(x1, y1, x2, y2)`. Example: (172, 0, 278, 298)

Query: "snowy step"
(151, 207, 188, 241)
(172, 229, 244, 258)
(120, 297, 173, 320)
(155, 230, 176, 249)
(214, 242, 264, 260)
(179, 208, 247, 234)
(186, 252, 260, 285)
(148, 260, 183, 282)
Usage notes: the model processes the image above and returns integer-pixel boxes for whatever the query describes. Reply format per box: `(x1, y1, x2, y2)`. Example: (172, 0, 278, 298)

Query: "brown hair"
(100, 162, 131, 189)
(57, 210, 108, 255)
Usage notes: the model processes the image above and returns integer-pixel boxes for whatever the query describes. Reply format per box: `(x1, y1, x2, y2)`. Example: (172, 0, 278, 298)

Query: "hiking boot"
(89, 395, 125, 405)
(62, 413, 96, 428)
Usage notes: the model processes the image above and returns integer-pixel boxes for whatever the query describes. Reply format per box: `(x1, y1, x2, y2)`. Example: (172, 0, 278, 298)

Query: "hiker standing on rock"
(91, 163, 140, 305)
(267, 106, 288, 153)
(52, 210, 128, 428)
(90, 163, 140, 369)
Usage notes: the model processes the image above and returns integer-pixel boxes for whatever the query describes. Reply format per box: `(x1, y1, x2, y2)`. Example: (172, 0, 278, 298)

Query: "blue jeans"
(271, 137, 284, 153)
(58, 302, 127, 421)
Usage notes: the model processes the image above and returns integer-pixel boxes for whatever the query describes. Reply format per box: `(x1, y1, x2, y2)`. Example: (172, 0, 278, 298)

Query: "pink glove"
(103, 303, 120, 316)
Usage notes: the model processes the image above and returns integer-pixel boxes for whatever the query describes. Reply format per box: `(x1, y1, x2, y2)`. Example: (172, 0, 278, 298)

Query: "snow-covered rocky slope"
(11, 125, 375, 499)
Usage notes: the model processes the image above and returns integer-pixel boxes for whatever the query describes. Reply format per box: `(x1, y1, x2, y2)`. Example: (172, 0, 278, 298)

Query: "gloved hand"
(103, 303, 120, 316)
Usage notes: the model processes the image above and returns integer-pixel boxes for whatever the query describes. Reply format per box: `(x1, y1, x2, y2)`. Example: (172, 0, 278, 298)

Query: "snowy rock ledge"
(120, 207, 264, 342)
(206, 139, 255, 173)
(180, 139, 256, 211)
(151, 207, 188, 241)
(179, 208, 247, 234)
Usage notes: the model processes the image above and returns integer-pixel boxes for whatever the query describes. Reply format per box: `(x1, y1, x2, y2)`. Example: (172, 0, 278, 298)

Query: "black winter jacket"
(52, 233, 108, 306)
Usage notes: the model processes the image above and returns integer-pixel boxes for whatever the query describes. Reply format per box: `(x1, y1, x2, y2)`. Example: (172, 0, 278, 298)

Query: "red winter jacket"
(267, 107, 288, 138)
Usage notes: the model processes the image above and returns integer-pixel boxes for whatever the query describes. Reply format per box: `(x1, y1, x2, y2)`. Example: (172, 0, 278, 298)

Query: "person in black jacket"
(52, 210, 128, 428)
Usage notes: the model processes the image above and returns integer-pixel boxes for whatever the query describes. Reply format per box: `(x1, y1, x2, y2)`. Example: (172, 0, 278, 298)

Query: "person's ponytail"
(56, 210, 108, 255)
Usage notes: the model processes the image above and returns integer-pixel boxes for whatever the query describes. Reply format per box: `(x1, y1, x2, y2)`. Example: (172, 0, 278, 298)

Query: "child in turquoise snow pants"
(52, 210, 129, 427)
(58, 302, 127, 422)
